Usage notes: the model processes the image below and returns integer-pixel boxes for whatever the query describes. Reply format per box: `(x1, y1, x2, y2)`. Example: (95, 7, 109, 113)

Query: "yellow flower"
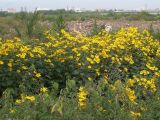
(87, 57, 94, 64)
(127, 79, 136, 87)
(101, 50, 109, 58)
(44, 59, 51, 63)
(40, 87, 48, 93)
(140, 106, 146, 111)
(94, 55, 100, 64)
(140, 70, 150, 75)
(22, 66, 28, 70)
(8, 62, 12, 68)
(9, 108, 16, 113)
(16, 53, 26, 59)
(124, 67, 128, 72)
(130, 111, 141, 117)
(25, 96, 35, 102)
(14, 37, 21, 42)
(88, 65, 92, 69)
(77, 86, 87, 109)
(110, 85, 116, 91)
(16, 94, 36, 103)
(17, 69, 21, 73)
(88, 77, 92, 81)
(29, 53, 34, 58)
(77, 53, 81, 57)
(155, 71, 160, 77)
(15, 99, 22, 104)
(126, 87, 137, 103)
(0, 60, 4, 65)
(146, 63, 158, 71)
(35, 73, 41, 78)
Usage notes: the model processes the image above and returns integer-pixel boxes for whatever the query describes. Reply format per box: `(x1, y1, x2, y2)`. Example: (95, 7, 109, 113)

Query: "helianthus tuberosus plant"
(0, 27, 160, 119)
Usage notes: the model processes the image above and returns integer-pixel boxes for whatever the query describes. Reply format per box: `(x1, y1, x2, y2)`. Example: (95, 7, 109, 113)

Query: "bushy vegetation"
(1, 10, 160, 39)
(0, 27, 160, 119)
(40, 10, 160, 21)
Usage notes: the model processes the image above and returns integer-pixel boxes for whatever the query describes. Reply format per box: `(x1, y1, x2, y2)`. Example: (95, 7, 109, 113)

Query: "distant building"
(96, 9, 106, 12)
(7, 8, 16, 13)
(37, 8, 50, 11)
(65, 7, 83, 12)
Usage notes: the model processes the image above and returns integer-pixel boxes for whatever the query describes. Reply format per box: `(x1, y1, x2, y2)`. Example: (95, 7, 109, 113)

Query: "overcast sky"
(0, 0, 160, 11)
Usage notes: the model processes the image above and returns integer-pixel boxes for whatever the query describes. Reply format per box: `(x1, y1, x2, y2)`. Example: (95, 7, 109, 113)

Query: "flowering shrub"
(0, 27, 160, 119)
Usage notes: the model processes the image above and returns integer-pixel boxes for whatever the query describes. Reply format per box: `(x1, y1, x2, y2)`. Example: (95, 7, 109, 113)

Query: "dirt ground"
(67, 20, 160, 34)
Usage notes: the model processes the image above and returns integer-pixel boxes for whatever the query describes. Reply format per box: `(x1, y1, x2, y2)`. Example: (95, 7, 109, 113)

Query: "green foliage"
(89, 20, 104, 36)
(148, 23, 160, 40)
(0, 78, 160, 120)
(1, 10, 160, 40)
(52, 14, 66, 36)
(14, 10, 40, 38)
(0, 21, 160, 119)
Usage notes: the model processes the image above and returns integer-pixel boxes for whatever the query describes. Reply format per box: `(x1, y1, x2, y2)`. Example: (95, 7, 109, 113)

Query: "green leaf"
(66, 79, 76, 90)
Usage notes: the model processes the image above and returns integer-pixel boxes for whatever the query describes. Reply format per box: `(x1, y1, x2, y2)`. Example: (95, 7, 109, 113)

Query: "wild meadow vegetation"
(0, 10, 160, 120)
